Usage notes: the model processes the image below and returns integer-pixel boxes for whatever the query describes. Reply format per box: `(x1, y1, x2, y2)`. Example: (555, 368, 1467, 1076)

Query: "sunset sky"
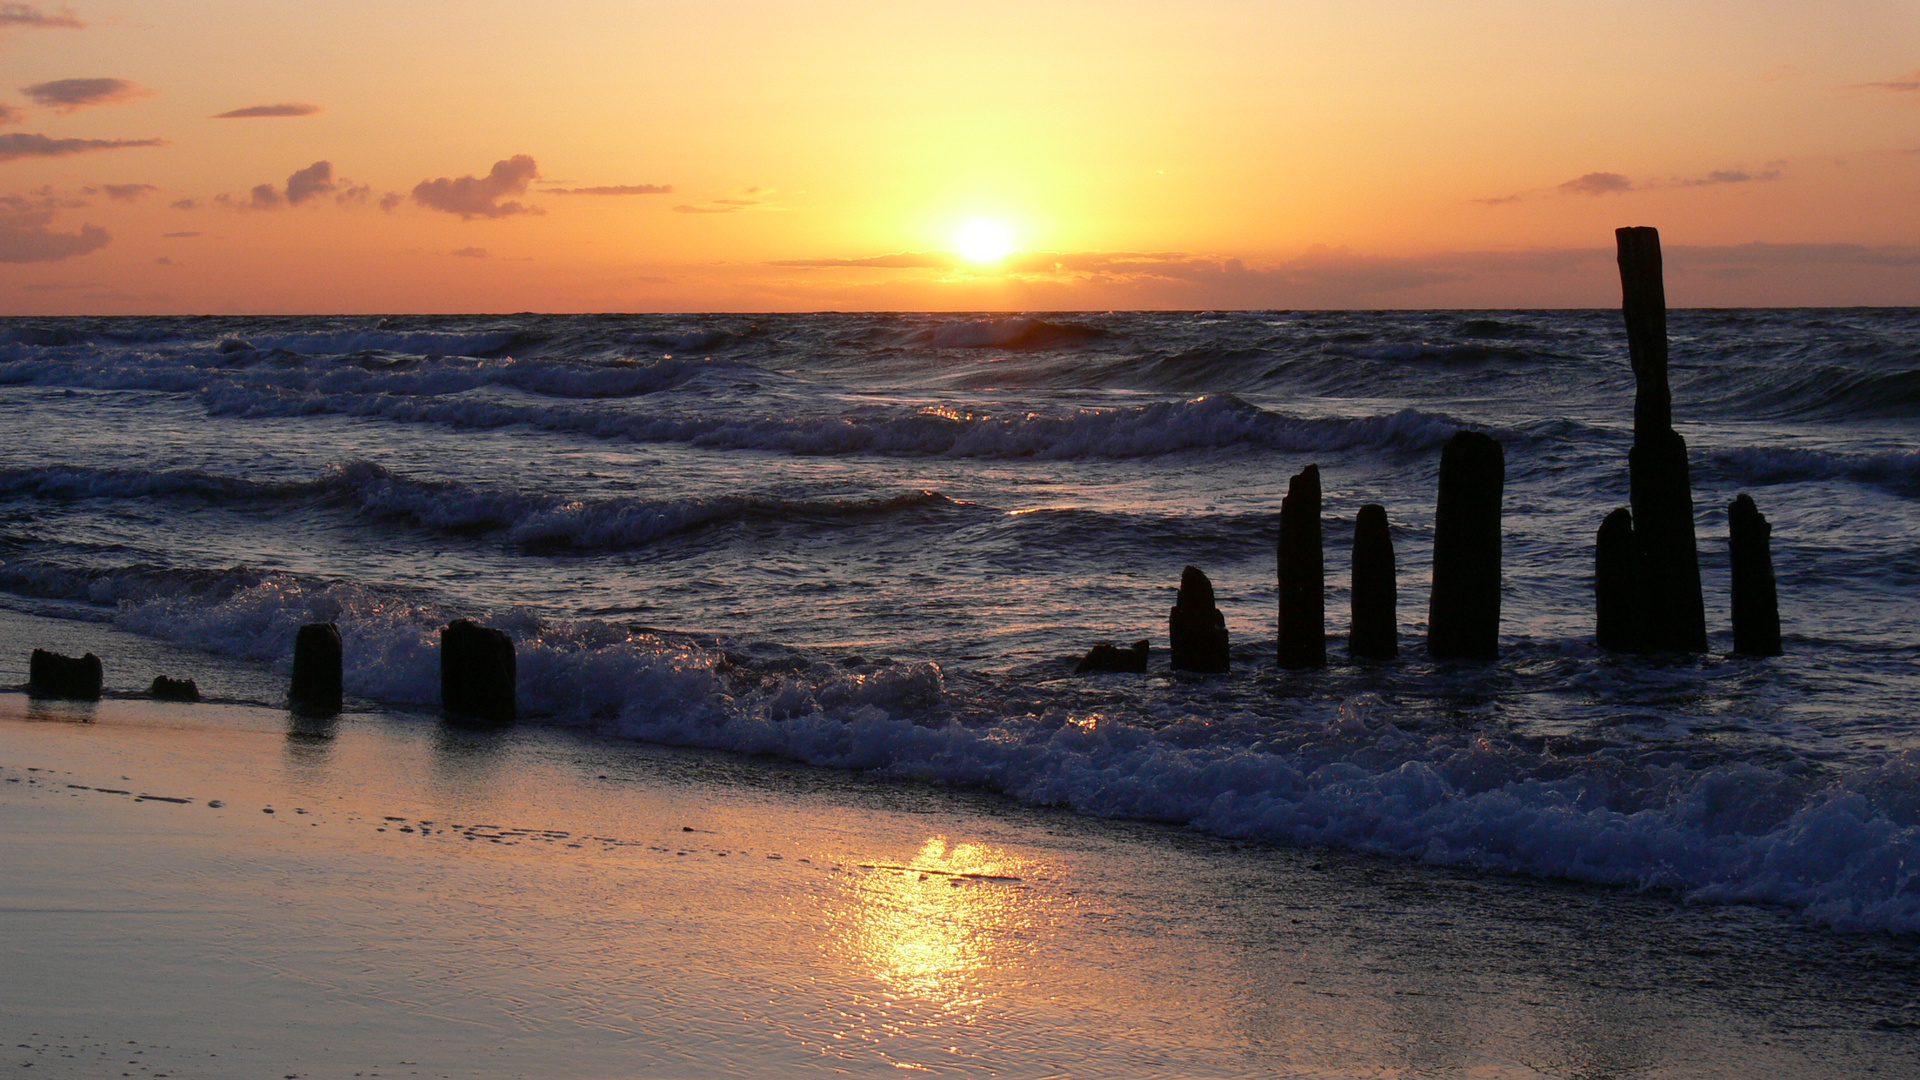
(3, 0, 1917, 312)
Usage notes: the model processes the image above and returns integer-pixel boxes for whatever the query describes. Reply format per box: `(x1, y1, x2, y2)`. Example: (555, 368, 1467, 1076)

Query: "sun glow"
(955, 220, 1013, 265)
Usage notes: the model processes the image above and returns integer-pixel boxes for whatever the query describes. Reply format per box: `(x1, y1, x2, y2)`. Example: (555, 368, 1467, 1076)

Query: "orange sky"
(3, 0, 1917, 312)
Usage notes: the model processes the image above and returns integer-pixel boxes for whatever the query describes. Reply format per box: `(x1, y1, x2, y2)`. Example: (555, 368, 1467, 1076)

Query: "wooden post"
(1169, 566, 1230, 673)
(1349, 503, 1397, 660)
(27, 649, 102, 700)
(442, 619, 517, 723)
(1728, 494, 1783, 656)
(290, 622, 343, 715)
(1277, 464, 1326, 669)
(1617, 227, 1707, 653)
(1594, 508, 1641, 653)
(1427, 431, 1503, 661)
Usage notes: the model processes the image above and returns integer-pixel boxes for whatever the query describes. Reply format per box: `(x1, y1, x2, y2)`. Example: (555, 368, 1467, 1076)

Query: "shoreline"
(5, 687, 1918, 1078)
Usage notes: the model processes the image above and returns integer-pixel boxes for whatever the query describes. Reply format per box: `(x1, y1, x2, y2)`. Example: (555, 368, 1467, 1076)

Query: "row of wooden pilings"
(1094, 225, 1784, 676)
(24, 618, 520, 723)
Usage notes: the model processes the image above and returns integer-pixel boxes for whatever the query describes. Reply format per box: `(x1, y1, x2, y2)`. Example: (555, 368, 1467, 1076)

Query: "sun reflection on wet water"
(834, 836, 1034, 1009)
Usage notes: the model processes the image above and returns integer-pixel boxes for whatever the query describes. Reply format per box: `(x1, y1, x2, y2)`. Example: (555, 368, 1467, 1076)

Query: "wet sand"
(5, 690, 1917, 1079)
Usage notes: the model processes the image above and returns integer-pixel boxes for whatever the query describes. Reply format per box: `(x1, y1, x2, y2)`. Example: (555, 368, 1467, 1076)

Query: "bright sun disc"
(955, 220, 1012, 264)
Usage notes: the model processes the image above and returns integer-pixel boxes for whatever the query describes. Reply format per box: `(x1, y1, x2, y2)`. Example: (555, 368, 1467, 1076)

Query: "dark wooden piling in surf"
(1728, 494, 1783, 656)
(1427, 431, 1504, 661)
(1348, 503, 1397, 660)
(1074, 639, 1149, 674)
(27, 649, 102, 700)
(441, 618, 516, 723)
(1169, 566, 1230, 673)
(1617, 227, 1707, 653)
(1276, 464, 1326, 669)
(148, 675, 199, 702)
(290, 622, 343, 715)
(1594, 507, 1641, 653)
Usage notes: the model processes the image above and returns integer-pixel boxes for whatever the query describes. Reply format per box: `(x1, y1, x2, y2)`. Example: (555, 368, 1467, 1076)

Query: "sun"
(955, 220, 1013, 264)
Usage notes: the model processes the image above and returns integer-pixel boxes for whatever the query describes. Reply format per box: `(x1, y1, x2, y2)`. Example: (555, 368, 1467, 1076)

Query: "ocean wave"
(197, 388, 1463, 460)
(1710, 446, 1920, 496)
(34, 566, 1915, 936)
(913, 316, 1110, 350)
(0, 461, 955, 551)
(0, 349, 752, 401)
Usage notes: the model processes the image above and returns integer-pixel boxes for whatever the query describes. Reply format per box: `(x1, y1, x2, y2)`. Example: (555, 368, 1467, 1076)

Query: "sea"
(2, 308, 1917, 936)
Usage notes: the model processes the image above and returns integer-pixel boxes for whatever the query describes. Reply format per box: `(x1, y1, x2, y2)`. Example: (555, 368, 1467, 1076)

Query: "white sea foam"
(67, 570, 1920, 935)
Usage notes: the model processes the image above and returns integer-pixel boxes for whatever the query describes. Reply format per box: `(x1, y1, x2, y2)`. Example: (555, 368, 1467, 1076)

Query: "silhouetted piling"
(442, 618, 516, 723)
(1074, 639, 1149, 674)
(1618, 227, 1707, 653)
(28, 649, 102, 700)
(1594, 508, 1641, 653)
(149, 676, 199, 702)
(1169, 566, 1230, 673)
(1728, 494, 1783, 656)
(1349, 503, 1397, 660)
(1427, 431, 1504, 661)
(1276, 464, 1326, 669)
(290, 622, 343, 715)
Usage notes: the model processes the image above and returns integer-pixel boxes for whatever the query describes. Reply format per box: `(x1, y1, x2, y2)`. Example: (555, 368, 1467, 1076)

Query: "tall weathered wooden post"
(1728, 494, 1783, 656)
(1427, 431, 1504, 661)
(442, 619, 517, 723)
(1349, 503, 1398, 660)
(290, 622, 343, 715)
(1276, 464, 1326, 669)
(1594, 508, 1640, 653)
(1617, 227, 1707, 653)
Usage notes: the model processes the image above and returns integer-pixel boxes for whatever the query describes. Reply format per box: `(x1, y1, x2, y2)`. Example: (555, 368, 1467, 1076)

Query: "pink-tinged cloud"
(213, 102, 321, 119)
(411, 155, 542, 219)
(0, 209, 108, 263)
(250, 183, 281, 209)
(169, 198, 197, 210)
(162, 230, 199, 237)
(21, 77, 151, 114)
(0, 4, 83, 29)
(0, 103, 23, 125)
(674, 187, 773, 214)
(544, 184, 672, 195)
(378, 191, 402, 211)
(451, 246, 488, 258)
(84, 182, 156, 201)
(1559, 172, 1634, 196)
(1677, 168, 1781, 187)
(0, 132, 163, 161)
(284, 160, 334, 205)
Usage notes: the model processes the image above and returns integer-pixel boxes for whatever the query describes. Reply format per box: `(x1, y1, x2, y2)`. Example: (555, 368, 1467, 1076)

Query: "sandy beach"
(3, 607, 1916, 1078)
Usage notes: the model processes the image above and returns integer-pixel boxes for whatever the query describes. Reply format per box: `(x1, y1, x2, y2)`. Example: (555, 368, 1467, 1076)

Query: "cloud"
(0, 103, 23, 125)
(21, 77, 151, 114)
(0, 132, 163, 161)
(250, 183, 281, 209)
(673, 186, 774, 214)
(1677, 168, 1781, 187)
(162, 230, 199, 237)
(335, 182, 369, 204)
(1862, 71, 1920, 92)
(0, 4, 83, 29)
(1558, 172, 1634, 196)
(411, 154, 542, 219)
(544, 183, 672, 196)
(378, 191, 402, 212)
(0, 209, 109, 263)
(451, 246, 488, 258)
(284, 160, 334, 204)
(213, 102, 321, 119)
(169, 198, 197, 210)
(85, 182, 156, 202)
(772, 252, 957, 269)
(1474, 192, 1528, 206)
